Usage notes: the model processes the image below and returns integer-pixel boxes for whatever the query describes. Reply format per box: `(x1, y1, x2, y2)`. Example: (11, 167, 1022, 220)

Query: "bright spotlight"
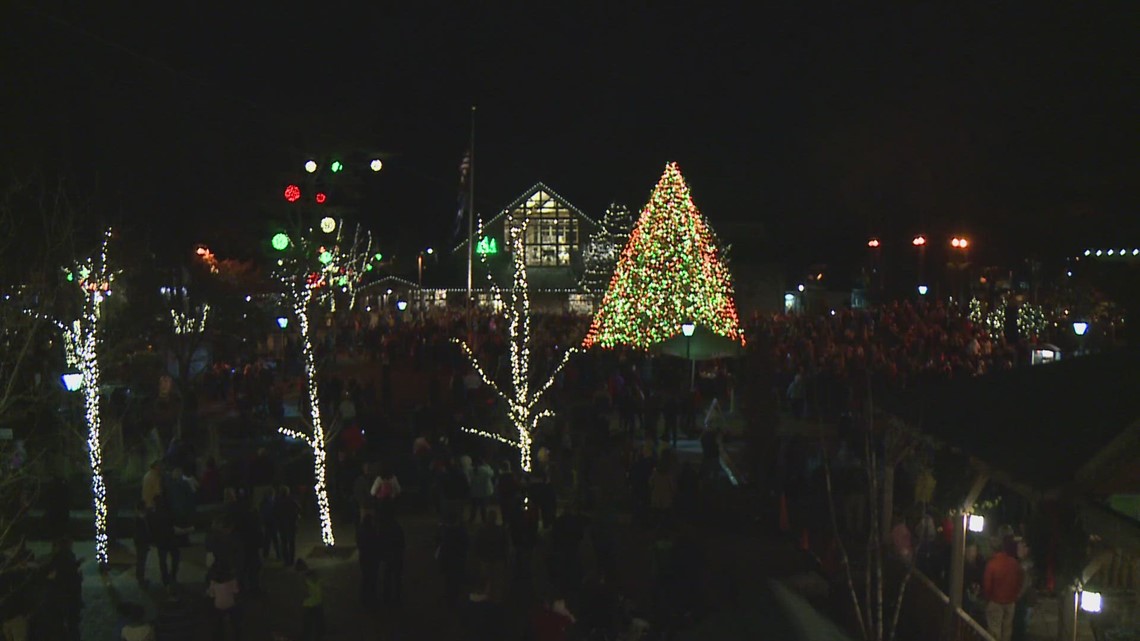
(967, 514, 985, 533)
(1080, 591, 1102, 614)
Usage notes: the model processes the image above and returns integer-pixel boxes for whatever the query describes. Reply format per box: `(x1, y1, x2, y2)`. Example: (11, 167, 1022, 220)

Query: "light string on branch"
(170, 303, 210, 335)
(58, 228, 115, 566)
(455, 215, 578, 472)
(271, 219, 376, 547)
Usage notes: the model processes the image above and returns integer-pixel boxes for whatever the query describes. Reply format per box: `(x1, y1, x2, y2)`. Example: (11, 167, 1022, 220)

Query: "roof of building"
(881, 348, 1140, 497)
(452, 182, 598, 254)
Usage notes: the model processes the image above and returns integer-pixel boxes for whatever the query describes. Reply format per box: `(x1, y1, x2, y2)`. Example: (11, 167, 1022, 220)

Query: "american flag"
(459, 150, 471, 186)
(454, 150, 471, 240)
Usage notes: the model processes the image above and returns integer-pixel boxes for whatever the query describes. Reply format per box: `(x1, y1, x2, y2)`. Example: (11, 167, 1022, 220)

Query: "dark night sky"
(3, 3, 1137, 274)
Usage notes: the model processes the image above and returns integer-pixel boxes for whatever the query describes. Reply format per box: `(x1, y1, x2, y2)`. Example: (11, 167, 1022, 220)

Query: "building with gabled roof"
(421, 182, 600, 312)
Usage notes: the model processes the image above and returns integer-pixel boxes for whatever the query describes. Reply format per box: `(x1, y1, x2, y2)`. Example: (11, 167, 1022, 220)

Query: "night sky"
(3, 3, 1137, 274)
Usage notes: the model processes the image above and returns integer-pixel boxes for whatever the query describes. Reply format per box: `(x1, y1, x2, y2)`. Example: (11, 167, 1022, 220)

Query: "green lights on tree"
(373, 252, 383, 261)
(330, 161, 344, 173)
(272, 233, 291, 251)
(475, 236, 499, 255)
(319, 251, 333, 265)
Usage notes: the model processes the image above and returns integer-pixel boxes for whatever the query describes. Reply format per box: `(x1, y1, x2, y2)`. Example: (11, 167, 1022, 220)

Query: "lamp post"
(1073, 321, 1089, 355)
(912, 233, 930, 294)
(417, 248, 434, 312)
(276, 317, 288, 364)
(681, 321, 696, 448)
(867, 237, 883, 301)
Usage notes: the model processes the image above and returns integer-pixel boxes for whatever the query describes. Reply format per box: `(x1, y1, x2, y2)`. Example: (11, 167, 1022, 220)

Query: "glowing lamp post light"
(61, 371, 83, 392)
(918, 285, 929, 296)
(276, 317, 289, 329)
(1080, 590, 1103, 614)
(396, 299, 408, 311)
(967, 514, 985, 533)
(682, 322, 696, 419)
(1073, 321, 1089, 336)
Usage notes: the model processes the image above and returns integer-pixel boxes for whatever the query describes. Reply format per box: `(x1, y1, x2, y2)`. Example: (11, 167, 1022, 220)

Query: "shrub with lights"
(271, 219, 379, 546)
(456, 216, 578, 472)
(583, 162, 744, 349)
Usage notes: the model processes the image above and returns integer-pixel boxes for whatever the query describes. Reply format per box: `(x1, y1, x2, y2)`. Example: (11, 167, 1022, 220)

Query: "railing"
(879, 557, 994, 641)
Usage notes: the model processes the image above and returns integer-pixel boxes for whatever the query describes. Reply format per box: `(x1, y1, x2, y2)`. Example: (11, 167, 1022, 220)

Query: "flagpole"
(466, 105, 476, 338)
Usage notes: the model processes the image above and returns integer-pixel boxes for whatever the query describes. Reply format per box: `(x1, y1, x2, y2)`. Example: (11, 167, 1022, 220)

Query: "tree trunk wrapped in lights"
(273, 219, 378, 547)
(456, 216, 577, 472)
(583, 162, 744, 349)
(57, 229, 115, 566)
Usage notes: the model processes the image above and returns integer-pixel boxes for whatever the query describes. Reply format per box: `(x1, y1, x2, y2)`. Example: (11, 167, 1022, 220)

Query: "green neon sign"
(475, 236, 498, 255)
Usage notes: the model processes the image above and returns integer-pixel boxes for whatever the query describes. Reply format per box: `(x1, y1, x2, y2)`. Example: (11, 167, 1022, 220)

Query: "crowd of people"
(3, 294, 1115, 640)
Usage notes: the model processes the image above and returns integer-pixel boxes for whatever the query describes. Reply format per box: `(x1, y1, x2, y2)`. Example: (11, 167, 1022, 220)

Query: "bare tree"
(456, 216, 578, 472)
(273, 219, 379, 547)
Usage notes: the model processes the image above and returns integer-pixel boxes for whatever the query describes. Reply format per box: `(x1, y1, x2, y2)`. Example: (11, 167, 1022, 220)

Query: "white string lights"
(456, 216, 578, 472)
(170, 303, 209, 335)
(273, 220, 377, 547)
(58, 228, 115, 566)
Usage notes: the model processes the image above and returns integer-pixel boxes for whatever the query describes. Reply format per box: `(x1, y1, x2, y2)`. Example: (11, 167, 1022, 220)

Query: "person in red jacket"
(983, 536, 1023, 641)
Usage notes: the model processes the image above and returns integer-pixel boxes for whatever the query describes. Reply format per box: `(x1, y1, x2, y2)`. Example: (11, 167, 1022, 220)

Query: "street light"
(912, 235, 927, 247)
(681, 321, 696, 447)
(1073, 321, 1089, 336)
(1080, 590, 1103, 614)
(967, 514, 985, 533)
(61, 372, 83, 392)
(917, 285, 929, 296)
(867, 238, 881, 248)
(418, 248, 434, 287)
(396, 299, 408, 312)
(276, 317, 289, 329)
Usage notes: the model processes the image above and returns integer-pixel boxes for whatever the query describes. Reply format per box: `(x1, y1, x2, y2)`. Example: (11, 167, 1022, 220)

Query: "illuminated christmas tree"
(579, 202, 634, 294)
(583, 162, 744, 349)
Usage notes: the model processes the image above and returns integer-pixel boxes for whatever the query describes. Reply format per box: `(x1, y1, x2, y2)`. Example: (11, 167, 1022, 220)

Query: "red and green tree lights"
(583, 162, 744, 349)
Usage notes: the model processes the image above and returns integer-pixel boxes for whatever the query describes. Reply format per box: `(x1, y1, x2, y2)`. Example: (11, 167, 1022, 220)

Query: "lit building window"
(509, 190, 579, 267)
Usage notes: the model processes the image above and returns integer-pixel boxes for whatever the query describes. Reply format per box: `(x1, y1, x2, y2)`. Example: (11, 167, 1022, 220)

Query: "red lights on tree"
(284, 184, 302, 202)
(315, 192, 327, 204)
